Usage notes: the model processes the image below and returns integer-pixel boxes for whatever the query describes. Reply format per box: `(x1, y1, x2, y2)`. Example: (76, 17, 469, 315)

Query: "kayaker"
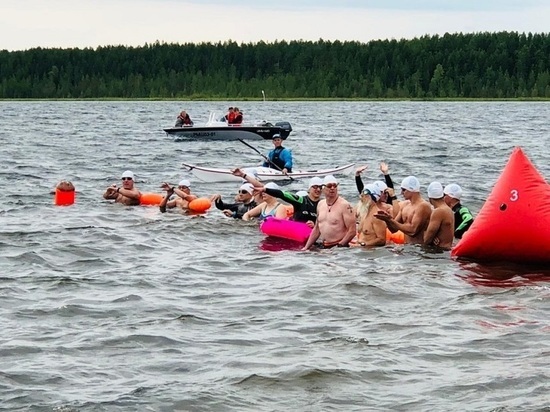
(263, 134, 293, 173)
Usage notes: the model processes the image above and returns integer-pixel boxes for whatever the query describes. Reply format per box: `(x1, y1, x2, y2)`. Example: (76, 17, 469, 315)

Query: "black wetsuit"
(265, 188, 319, 223)
(214, 199, 257, 219)
(452, 203, 474, 239)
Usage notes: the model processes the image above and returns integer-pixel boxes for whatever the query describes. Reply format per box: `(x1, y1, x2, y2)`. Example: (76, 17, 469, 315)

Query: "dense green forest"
(1, 31, 549, 99)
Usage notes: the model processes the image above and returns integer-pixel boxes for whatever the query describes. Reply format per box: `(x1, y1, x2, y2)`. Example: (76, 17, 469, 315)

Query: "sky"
(1, 0, 549, 51)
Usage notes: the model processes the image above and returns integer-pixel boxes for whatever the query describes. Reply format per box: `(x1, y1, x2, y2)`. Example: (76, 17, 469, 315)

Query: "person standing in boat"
(103, 170, 141, 206)
(231, 107, 243, 125)
(175, 111, 193, 127)
(224, 107, 235, 123)
(263, 134, 293, 174)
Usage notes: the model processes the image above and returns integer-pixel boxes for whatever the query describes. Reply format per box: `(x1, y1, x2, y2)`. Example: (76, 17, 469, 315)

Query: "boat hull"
(182, 163, 356, 183)
(164, 123, 291, 141)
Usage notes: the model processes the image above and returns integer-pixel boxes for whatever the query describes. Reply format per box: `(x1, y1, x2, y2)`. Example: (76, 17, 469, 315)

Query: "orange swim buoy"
(54, 181, 75, 206)
(188, 197, 211, 213)
(139, 192, 164, 206)
(386, 229, 405, 244)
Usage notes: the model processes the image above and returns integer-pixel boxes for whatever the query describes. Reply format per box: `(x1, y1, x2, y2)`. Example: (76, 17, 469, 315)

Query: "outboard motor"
(275, 121, 292, 139)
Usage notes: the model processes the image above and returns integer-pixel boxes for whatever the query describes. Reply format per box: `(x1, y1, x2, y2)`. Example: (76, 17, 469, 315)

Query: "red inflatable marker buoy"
(452, 147, 550, 264)
(54, 181, 75, 206)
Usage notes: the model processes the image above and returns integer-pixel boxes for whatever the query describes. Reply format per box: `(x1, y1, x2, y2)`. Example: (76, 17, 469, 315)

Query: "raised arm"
(355, 165, 367, 194)
(379, 162, 394, 189)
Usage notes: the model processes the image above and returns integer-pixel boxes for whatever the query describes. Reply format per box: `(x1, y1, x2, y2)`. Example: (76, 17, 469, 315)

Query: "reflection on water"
(457, 260, 550, 287)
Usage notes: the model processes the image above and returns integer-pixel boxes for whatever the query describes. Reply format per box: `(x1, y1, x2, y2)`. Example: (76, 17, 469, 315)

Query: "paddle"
(237, 138, 294, 181)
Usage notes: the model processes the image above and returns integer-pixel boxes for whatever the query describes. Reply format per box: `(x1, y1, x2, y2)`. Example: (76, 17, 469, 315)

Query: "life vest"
(270, 147, 286, 170)
(226, 112, 236, 123)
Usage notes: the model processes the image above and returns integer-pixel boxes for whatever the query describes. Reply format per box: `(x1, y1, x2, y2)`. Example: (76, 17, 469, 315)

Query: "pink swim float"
(260, 217, 312, 243)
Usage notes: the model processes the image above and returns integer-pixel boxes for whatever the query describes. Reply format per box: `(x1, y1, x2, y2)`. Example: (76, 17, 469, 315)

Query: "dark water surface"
(1, 101, 549, 411)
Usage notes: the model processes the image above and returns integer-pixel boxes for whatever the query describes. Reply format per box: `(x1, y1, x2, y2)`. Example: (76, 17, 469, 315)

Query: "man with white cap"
(103, 170, 141, 206)
(423, 182, 454, 249)
(375, 175, 432, 244)
(254, 176, 324, 227)
(159, 179, 198, 213)
(356, 184, 387, 247)
(443, 183, 474, 239)
(212, 182, 257, 219)
(303, 175, 356, 249)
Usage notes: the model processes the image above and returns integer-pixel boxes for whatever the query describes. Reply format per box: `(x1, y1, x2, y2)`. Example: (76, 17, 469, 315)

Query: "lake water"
(1, 101, 549, 411)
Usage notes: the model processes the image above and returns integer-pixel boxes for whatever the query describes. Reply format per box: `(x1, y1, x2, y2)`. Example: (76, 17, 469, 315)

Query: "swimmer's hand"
(355, 165, 367, 176)
(306, 220, 315, 229)
(374, 210, 392, 222)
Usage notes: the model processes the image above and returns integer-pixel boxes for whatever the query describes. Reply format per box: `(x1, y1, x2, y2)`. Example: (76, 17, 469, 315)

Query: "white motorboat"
(181, 162, 355, 183)
(164, 112, 292, 141)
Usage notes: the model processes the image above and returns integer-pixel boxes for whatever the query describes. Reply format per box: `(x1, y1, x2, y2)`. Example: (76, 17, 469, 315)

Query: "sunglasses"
(178, 186, 189, 190)
(239, 190, 251, 195)
(325, 183, 338, 189)
(310, 185, 322, 190)
(121, 177, 133, 181)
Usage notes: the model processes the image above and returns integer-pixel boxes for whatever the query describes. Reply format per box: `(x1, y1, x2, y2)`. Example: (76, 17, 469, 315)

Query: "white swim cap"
(178, 179, 191, 187)
(239, 183, 254, 194)
(373, 180, 388, 192)
(308, 177, 323, 189)
(427, 181, 444, 199)
(362, 184, 381, 201)
(400, 176, 420, 192)
(323, 175, 338, 185)
(121, 170, 134, 179)
(444, 183, 462, 200)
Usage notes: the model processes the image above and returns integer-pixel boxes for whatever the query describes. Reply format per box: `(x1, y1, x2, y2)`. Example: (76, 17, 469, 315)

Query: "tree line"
(1, 31, 549, 99)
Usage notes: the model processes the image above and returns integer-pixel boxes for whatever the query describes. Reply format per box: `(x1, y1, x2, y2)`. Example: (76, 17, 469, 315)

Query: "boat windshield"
(206, 111, 228, 126)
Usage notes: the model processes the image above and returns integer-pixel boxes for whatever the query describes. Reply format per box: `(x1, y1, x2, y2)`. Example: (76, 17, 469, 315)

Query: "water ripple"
(0, 101, 549, 411)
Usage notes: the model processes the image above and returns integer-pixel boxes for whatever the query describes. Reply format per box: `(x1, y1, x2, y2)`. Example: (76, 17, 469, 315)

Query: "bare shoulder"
(421, 200, 433, 213)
